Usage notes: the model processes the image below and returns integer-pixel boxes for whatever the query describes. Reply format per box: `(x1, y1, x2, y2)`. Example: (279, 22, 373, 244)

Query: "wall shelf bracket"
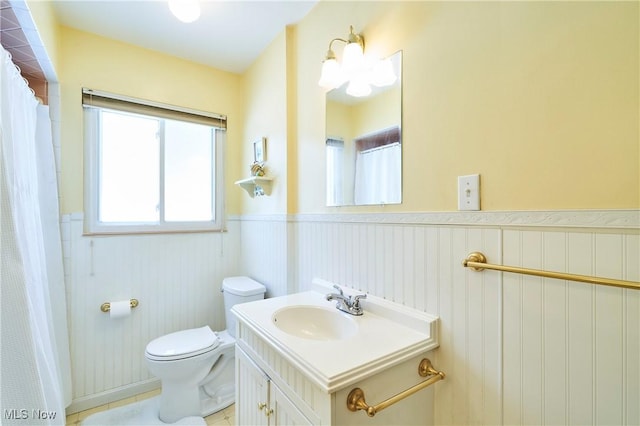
(235, 176, 273, 198)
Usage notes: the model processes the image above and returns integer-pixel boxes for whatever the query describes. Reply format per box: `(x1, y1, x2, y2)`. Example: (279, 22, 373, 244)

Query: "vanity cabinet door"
(270, 382, 312, 426)
(236, 347, 313, 426)
(236, 347, 269, 426)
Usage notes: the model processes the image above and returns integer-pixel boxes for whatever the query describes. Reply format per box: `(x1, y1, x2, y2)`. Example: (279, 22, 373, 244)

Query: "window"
(83, 89, 226, 234)
(325, 138, 344, 206)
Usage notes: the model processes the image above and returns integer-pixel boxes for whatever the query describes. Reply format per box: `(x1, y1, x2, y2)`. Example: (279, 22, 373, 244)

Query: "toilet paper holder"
(100, 299, 139, 313)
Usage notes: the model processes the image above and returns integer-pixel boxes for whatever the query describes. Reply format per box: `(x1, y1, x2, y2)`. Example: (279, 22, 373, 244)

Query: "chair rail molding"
(230, 209, 640, 230)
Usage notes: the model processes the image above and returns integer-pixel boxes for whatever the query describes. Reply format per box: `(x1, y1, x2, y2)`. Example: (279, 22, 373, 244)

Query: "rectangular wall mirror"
(325, 50, 402, 206)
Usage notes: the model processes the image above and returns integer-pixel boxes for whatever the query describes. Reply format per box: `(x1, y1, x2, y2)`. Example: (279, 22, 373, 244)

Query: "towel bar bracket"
(463, 251, 487, 271)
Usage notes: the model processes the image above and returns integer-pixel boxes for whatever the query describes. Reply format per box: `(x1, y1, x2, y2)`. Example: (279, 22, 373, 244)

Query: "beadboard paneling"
(502, 230, 640, 425)
(236, 216, 289, 297)
(239, 213, 639, 425)
(62, 214, 240, 409)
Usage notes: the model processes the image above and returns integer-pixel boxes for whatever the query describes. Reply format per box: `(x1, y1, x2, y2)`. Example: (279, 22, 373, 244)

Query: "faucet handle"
(352, 294, 367, 308)
(332, 284, 344, 296)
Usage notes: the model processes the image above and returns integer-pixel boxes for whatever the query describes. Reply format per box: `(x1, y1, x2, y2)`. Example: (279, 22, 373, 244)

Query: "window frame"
(325, 137, 345, 206)
(83, 89, 226, 235)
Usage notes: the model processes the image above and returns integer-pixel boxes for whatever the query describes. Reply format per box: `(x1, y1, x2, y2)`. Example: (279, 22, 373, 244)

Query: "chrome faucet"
(326, 285, 367, 316)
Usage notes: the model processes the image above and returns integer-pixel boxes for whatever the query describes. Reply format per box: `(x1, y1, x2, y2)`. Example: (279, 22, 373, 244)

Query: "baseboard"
(66, 378, 160, 415)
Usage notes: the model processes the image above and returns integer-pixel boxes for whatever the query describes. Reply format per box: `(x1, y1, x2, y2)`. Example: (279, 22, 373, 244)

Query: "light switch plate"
(458, 174, 480, 211)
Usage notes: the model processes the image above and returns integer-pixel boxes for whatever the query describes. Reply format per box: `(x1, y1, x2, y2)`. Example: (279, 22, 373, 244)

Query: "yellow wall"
(292, 1, 639, 213)
(57, 26, 242, 215)
(32, 1, 640, 216)
(240, 30, 289, 214)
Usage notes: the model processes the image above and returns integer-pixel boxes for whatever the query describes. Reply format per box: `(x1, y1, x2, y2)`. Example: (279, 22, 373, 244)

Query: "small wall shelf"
(235, 176, 273, 198)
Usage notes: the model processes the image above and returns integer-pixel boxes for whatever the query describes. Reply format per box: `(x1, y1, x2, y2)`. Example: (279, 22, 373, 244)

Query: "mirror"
(325, 51, 402, 206)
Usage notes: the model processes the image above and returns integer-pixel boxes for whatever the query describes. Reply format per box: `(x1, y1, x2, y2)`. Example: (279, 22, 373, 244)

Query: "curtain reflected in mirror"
(354, 126, 401, 204)
(325, 51, 402, 206)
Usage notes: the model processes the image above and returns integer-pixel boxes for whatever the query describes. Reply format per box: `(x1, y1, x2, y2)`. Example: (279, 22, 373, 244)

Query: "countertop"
(231, 279, 439, 393)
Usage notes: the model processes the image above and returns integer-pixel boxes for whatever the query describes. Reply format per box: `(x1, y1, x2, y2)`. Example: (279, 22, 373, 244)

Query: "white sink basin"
(232, 279, 439, 392)
(272, 305, 358, 341)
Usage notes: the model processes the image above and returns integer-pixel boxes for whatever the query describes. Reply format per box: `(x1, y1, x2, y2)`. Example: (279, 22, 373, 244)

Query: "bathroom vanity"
(232, 280, 440, 425)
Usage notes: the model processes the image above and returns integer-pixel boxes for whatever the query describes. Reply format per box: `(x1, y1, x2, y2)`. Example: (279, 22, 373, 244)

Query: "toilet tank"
(222, 277, 266, 337)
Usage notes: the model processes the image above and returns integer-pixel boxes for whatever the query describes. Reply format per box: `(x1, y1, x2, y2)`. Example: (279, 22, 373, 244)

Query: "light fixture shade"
(371, 58, 397, 87)
(318, 58, 343, 90)
(346, 78, 372, 97)
(319, 26, 372, 97)
(342, 42, 365, 75)
(168, 0, 201, 23)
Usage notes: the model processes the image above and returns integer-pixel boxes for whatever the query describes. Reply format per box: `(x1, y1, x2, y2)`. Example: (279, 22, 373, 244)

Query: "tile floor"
(64, 389, 235, 426)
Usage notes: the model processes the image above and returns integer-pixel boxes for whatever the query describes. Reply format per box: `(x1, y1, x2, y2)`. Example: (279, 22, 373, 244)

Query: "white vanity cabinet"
(235, 324, 437, 426)
(232, 281, 441, 426)
(236, 346, 312, 426)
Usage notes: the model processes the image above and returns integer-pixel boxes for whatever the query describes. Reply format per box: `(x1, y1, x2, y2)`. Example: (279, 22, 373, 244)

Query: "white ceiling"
(51, 0, 318, 74)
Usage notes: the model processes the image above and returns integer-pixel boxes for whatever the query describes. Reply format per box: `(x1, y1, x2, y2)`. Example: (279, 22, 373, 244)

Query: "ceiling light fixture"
(318, 26, 396, 97)
(168, 0, 201, 23)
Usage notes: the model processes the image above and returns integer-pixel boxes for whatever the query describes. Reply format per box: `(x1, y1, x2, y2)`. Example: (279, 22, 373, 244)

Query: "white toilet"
(145, 277, 266, 423)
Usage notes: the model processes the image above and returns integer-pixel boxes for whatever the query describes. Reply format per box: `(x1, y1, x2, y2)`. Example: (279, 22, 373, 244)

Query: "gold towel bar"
(463, 252, 640, 290)
(100, 299, 139, 313)
(347, 358, 445, 417)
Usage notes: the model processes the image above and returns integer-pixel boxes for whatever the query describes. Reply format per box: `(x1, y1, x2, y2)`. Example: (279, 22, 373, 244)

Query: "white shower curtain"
(1, 47, 71, 424)
(353, 142, 401, 205)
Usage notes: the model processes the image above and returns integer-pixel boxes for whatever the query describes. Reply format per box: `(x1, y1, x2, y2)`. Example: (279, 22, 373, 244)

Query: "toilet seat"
(145, 326, 220, 361)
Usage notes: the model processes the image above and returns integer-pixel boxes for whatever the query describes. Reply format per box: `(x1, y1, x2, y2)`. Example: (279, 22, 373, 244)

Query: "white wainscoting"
(501, 230, 639, 426)
(238, 210, 639, 425)
(235, 215, 292, 298)
(61, 210, 638, 422)
(62, 213, 241, 412)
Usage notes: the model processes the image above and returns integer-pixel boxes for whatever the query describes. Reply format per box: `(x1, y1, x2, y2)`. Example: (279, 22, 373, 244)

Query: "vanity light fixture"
(168, 0, 201, 23)
(318, 25, 397, 97)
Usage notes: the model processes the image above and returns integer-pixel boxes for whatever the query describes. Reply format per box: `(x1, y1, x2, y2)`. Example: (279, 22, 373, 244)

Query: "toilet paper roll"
(109, 300, 131, 319)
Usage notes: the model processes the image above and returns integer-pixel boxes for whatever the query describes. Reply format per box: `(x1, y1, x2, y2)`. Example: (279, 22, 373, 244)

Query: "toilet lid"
(146, 326, 220, 358)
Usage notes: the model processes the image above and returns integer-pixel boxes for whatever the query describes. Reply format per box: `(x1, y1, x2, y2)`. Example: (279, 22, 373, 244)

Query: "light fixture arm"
(325, 38, 347, 60)
(324, 26, 365, 61)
